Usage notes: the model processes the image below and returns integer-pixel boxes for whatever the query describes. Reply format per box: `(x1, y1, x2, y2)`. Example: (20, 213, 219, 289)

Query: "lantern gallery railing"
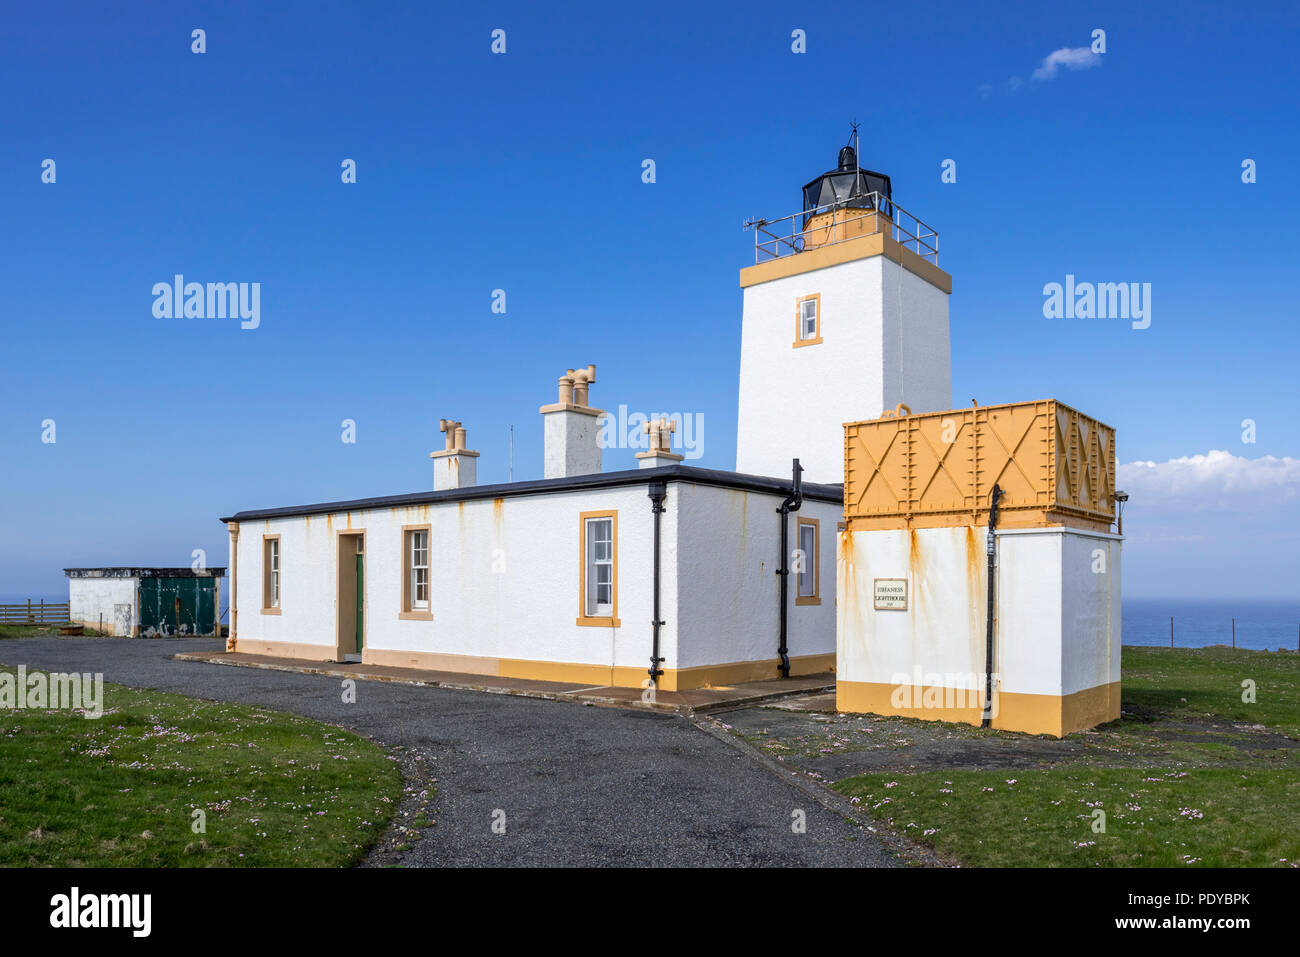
(746, 193, 939, 266)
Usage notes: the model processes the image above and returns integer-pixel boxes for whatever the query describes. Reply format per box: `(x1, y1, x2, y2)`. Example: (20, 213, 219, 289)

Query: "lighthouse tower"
(736, 142, 953, 484)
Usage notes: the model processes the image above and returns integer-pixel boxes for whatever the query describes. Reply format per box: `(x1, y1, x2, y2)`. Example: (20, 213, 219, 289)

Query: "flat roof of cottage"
(64, 567, 227, 578)
(220, 464, 843, 524)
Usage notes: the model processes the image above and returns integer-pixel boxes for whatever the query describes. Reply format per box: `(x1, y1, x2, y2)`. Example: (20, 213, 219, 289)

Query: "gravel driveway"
(0, 637, 902, 867)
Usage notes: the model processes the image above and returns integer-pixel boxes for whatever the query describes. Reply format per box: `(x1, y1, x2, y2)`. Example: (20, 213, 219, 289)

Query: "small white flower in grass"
(1005, 779, 1017, 785)
(884, 781, 898, 788)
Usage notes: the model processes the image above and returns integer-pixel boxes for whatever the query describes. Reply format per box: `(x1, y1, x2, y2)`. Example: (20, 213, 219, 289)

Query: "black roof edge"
(64, 567, 227, 578)
(220, 464, 843, 524)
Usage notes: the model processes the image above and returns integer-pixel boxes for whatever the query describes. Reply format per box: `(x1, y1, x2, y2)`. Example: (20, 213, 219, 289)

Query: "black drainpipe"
(647, 481, 667, 687)
(982, 484, 1004, 728)
(775, 459, 804, 679)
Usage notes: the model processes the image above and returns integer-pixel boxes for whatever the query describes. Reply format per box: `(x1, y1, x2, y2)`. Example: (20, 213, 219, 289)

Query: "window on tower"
(794, 293, 822, 347)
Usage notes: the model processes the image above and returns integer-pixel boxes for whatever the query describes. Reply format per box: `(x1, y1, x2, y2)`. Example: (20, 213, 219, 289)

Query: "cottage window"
(578, 511, 619, 626)
(796, 518, 819, 603)
(262, 536, 281, 611)
(400, 525, 433, 619)
(409, 529, 429, 610)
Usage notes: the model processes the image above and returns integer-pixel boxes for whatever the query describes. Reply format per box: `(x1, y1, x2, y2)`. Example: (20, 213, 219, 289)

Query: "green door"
(138, 577, 216, 636)
(355, 553, 364, 654)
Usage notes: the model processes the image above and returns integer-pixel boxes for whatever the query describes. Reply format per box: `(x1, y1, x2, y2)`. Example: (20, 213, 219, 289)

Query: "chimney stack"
(431, 419, 480, 490)
(636, 417, 685, 468)
(539, 364, 603, 479)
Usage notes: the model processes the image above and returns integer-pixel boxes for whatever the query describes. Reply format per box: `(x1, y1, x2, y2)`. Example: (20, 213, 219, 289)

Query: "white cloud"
(1119, 450, 1300, 508)
(1032, 46, 1102, 81)
(1116, 450, 1300, 598)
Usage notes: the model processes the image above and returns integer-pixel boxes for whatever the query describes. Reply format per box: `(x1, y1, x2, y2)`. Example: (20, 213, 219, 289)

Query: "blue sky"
(2, 0, 1298, 600)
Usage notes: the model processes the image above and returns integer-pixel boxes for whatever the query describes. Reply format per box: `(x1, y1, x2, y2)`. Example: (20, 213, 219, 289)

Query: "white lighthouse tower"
(736, 140, 953, 484)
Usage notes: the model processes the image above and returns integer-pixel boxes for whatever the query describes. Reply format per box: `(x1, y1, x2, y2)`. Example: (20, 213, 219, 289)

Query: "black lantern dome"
(801, 144, 892, 227)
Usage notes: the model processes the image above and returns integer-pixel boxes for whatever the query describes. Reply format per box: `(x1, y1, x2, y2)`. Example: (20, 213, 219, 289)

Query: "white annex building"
(222, 138, 1122, 732)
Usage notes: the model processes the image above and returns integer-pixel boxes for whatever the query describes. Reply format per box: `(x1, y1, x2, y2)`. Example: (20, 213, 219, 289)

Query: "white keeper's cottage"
(222, 137, 1123, 731)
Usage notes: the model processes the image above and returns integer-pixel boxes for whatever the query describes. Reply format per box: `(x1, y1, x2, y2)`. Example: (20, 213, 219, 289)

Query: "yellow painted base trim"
(670, 653, 835, 690)
(363, 647, 499, 676)
(835, 679, 1121, 738)
(341, 646, 834, 692)
(70, 618, 131, 637)
(234, 640, 834, 693)
(232, 638, 337, 660)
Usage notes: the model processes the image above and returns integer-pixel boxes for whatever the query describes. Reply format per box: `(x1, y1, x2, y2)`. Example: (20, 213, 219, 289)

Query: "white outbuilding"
(65, 567, 225, 637)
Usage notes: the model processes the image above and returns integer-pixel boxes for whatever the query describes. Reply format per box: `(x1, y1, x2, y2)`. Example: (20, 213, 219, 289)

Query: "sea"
(1122, 598, 1300, 652)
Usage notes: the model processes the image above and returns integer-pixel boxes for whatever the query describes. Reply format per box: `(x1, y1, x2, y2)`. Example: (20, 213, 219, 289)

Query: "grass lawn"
(0, 625, 106, 639)
(831, 646, 1300, 867)
(0, 666, 402, 866)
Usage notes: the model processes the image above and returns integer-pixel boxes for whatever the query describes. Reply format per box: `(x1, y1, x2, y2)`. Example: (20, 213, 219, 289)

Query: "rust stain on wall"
(838, 529, 858, 621)
(964, 526, 979, 589)
(908, 529, 926, 655)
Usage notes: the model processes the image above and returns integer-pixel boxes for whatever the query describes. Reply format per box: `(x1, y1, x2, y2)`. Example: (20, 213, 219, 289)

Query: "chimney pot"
(431, 419, 479, 489)
(636, 415, 684, 468)
(540, 365, 604, 478)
